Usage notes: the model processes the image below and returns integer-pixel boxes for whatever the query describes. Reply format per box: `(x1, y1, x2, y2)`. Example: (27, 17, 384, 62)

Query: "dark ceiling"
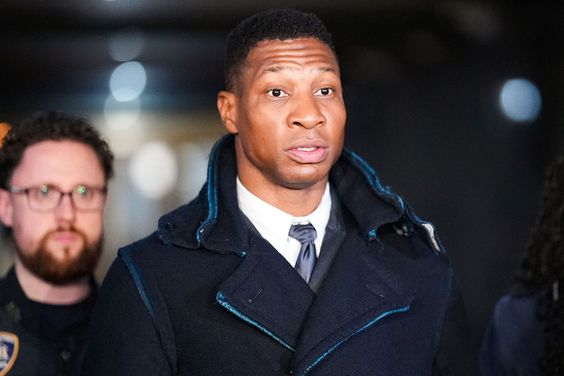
(0, 0, 561, 120)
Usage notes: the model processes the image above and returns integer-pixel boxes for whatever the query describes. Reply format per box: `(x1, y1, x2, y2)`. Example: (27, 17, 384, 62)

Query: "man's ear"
(217, 91, 239, 135)
(0, 189, 13, 227)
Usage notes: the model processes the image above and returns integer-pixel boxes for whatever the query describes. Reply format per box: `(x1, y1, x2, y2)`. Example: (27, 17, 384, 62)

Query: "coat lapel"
(216, 232, 315, 351)
(291, 233, 415, 374)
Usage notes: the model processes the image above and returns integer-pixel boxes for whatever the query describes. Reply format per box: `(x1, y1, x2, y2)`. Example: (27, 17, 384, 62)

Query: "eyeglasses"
(7, 184, 107, 212)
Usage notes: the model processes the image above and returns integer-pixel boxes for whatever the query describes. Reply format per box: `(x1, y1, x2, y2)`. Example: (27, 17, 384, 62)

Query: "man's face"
(218, 38, 346, 194)
(0, 140, 107, 284)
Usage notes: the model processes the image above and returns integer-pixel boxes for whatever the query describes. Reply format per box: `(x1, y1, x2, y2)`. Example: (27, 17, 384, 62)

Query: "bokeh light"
(499, 78, 542, 123)
(110, 61, 147, 102)
(128, 142, 178, 199)
(103, 95, 141, 130)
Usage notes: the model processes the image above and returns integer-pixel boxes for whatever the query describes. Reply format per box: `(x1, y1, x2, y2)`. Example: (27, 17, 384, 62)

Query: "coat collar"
(157, 134, 409, 254)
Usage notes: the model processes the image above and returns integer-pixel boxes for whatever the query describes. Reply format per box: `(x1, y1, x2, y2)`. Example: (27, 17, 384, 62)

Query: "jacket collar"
(157, 134, 407, 254)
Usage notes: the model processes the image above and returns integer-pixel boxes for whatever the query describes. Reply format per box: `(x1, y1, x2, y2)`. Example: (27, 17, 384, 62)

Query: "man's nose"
(289, 93, 325, 129)
(54, 193, 76, 223)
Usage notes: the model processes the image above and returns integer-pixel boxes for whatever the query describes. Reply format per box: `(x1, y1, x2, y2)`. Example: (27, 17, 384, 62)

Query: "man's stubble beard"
(16, 227, 102, 285)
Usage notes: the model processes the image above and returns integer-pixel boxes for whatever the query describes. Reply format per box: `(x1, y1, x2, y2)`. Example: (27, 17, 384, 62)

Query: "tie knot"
(289, 223, 317, 244)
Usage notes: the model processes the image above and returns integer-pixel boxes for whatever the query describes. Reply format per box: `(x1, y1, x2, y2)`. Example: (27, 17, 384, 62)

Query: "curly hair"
(0, 111, 114, 188)
(514, 155, 564, 375)
(224, 8, 337, 92)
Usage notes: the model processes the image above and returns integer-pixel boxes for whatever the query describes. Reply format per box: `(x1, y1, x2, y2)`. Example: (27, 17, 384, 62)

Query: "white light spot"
(103, 95, 140, 130)
(128, 142, 178, 199)
(110, 61, 147, 102)
(499, 78, 542, 123)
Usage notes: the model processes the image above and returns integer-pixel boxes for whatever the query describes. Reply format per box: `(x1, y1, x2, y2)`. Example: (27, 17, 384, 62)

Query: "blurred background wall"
(1, 0, 563, 362)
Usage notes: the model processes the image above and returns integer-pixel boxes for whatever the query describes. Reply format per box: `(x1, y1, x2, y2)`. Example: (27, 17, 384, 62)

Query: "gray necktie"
(289, 223, 317, 283)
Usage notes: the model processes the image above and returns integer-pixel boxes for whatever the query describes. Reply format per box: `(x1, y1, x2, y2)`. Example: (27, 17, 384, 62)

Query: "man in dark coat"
(83, 8, 471, 375)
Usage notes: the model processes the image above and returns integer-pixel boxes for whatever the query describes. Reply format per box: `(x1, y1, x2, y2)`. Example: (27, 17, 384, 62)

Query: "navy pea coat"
(82, 135, 472, 375)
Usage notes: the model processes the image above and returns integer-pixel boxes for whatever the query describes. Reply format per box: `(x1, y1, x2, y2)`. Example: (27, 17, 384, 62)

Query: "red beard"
(16, 227, 102, 285)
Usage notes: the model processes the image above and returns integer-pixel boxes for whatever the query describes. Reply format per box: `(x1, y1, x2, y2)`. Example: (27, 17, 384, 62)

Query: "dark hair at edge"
(0, 111, 114, 188)
(513, 155, 564, 375)
(224, 8, 337, 92)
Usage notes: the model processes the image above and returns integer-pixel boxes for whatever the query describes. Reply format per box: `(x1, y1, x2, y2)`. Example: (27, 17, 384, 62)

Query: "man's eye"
(315, 87, 334, 96)
(39, 185, 50, 196)
(76, 185, 90, 197)
(267, 89, 287, 98)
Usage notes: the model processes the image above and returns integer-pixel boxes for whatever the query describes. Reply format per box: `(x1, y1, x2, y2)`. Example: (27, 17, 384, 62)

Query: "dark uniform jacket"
(83, 135, 471, 375)
(0, 268, 96, 376)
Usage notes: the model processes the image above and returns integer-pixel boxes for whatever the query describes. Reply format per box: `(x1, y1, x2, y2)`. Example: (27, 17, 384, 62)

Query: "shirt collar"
(236, 178, 332, 255)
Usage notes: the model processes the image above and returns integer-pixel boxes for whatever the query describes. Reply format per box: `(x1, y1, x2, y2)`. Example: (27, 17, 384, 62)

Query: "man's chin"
(39, 254, 92, 285)
(17, 234, 103, 285)
(45, 242, 85, 262)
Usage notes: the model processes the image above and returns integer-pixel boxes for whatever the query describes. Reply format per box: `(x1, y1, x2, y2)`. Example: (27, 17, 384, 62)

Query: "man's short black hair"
(0, 111, 114, 189)
(224, 8, 337, 91)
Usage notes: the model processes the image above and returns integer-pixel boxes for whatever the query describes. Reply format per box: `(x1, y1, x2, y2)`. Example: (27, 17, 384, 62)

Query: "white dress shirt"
(236, 178, 332, 267)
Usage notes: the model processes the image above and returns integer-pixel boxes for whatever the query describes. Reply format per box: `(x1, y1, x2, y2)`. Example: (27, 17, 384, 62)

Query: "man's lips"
(287, 145, 328, 164)
(50, 231, 81, 245)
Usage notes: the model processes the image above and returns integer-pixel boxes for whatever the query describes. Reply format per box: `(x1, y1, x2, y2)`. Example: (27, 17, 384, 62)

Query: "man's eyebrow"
(264, 66, 285, 73)
(259, 65, 337, 75)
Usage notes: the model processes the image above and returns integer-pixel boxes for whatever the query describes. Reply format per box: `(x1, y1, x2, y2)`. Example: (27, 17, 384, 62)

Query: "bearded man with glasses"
(0, 111, 114, 376)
